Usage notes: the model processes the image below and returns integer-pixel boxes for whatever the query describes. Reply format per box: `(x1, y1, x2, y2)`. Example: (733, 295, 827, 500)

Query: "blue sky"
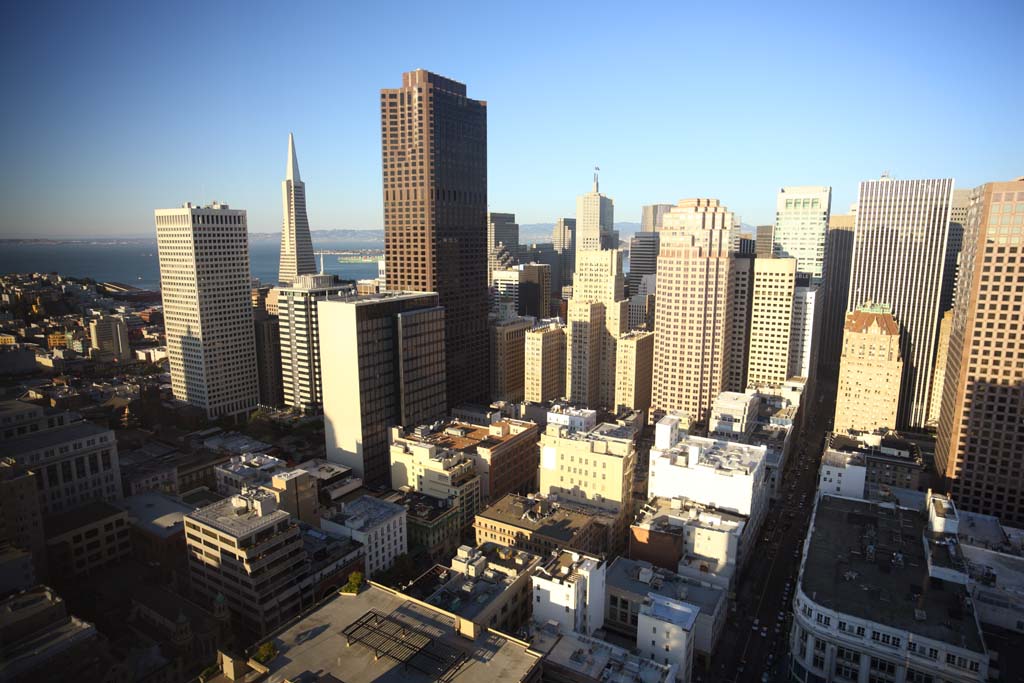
(1, 0, 1021, 237)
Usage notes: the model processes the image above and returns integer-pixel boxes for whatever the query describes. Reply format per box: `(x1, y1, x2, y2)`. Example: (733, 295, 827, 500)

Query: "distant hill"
(520, 222, 641, 244)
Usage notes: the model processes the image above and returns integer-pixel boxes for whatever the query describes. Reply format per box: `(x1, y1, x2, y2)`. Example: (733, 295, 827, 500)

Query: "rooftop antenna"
(593, 166, 600, 193)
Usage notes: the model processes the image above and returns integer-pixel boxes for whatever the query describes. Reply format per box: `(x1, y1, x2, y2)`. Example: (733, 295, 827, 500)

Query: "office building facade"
(772, 185, 832, 284)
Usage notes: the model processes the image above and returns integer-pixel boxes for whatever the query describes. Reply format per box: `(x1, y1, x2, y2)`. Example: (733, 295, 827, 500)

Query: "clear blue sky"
(1, 0, 1021, 237)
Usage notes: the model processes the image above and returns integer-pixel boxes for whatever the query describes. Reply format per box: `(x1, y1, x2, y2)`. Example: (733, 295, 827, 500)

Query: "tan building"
(927, 309, 953, 427)
(937, 178, 1024, 524)
(726, 256, 753, 392)
(746, 257, 797, 386)
(524, 320, 566, 403)
(490, 316, 533, 403)
(566, 250, 629, 408)
(474, 493, 600, 557)
(652, 199, 737, 425)
(833, 304, 903, 434)
(46, 332, 66, 350)
(614, 329, 654, 414)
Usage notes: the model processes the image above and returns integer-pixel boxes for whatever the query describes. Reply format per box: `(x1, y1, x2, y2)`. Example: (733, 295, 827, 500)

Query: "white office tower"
(772, 185, 832, 284)
(575, 170, 616, 253)
(847, 177, 953, 428)
(278, 273, 351, 414)
(788, 280, 820, 379)
(155, 202, 258, 421)
(278, 133, 316, 285)
(746, 257, 797, 386)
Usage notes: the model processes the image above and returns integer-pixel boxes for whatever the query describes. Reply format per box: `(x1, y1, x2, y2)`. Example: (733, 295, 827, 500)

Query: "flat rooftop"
(385, 489, 453, 523)
(802, 495, 986, 653)
(44, 500, 124, 539)
(606, 557, 725, 618)
(654, 434, 765, 475)
(187, 494, 289, 538)
(292, 458, 353, 482)
(259, 586, 540, 683)
(477, 494, 594, 542)
(537, 629, 672, 683)
(120, 492, 193, 539)
(331, 495, 405, 532)
(633, 497, 746, 535)
(401, 419, 534, 452)
(0, 420, 109, 457)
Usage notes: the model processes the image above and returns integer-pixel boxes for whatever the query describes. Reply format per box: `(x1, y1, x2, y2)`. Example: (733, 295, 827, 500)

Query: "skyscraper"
(788, 280, 820, 380)
(627, 232, 659, 297)
(755, 225, 774, 258)
(941, 188, 972, 313)
(817, 212, 856, 378)
(936, 178, 1024, 524)
(847, 177, 953, 428)
(927, 310, 953, 427)
(319, 292, 447, 484)
(833, 304, 903, 435)
(725, 256, 754, 392)
(552, 218, 576, 289)
(489, 316, 533, 403)
(88, 316, 130, 359)
(487, 212, 520, 284)
(640, 204, 673, 233)
(155, 202, 259, 421)
(651, 199, 736, 424)
(746, 258, 797, 386)
(253, 309, 284, 408)
(525, 321, 566, 403)
(772, 186, 832, 284)
(278, 133, 316, 285)
(278, 273, 351, 414)
(575, 172, 615, 252)
(381, 69, 489, 408)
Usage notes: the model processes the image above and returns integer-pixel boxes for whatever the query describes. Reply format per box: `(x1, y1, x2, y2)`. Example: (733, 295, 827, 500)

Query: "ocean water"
(0, 239, 381, 290)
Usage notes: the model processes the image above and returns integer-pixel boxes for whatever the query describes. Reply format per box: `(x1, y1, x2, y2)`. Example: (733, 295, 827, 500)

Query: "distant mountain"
(250, 229, 383, 241)
(519, 222, 642, 244)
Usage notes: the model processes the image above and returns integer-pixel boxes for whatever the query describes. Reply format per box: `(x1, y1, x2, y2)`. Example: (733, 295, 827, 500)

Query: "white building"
(531, 550, 606, 636)
(789, 281, 820, 380)
(154, 202, 259, 421)
(772, 185, 832, 284)
(278, 133, 316, 285)
(277, 273, 351, 414)
(791, 493, 989, 683)
(637, 593, 698, 683)
(321, 495, 406, 577)
(816, 450, 867, 499)
(215, 452, 287, 495)
(709, 392, 758, 439)
(546, 405, 597, 432)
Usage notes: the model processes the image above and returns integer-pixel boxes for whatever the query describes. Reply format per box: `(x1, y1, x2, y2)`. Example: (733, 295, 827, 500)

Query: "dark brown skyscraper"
(381, 69, 489, 407)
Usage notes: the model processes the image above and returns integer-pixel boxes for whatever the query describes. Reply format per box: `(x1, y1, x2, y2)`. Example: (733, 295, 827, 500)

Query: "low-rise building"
(531, 550, 606, 636)
(44, 500, 131, 579)
(214, 452, 286, 495)
(828, 431, 927, 497)
(636, 593, 698, 682)
(119, 491, 192, 576)
(533, 625, 676, 683)
(321, 495, 406, 578)
(384, 489, 460, 563)
(474, 493, 601, 557)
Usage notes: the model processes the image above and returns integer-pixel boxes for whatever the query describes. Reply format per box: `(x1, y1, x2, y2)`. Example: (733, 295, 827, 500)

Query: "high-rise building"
(491, 263, 550, 319)
(566, 250, 628, 408)
(651, 199, 736, 425)
(278, 273, 351, 414)
(628, 273, 656, 331)
(614, 330, 654, 414)
(88, 316, 129, 359)
(641, 204, 673, 233)
(389, 429, 483, 531)
(552, 218, 576, 289)
(576, 172, 615, 253)
(155, 202, 259, 421)
(487, 212, 520, 284)
(789, 280, 820, 380)
(627, 232, 659, 296)
(381, 69, 489, 408)
(746, 258, 797, 386)
(319, 292, 447, 485)
(490, 316, 533, 403)
(278, 133, 316, 285)
(253, 309, 284, 408)
(524, 321, 566, 403)
(847, 177, 953, 428)
(818, 212, 856, 377)
(936, 178, 1024, 524)
(772, 185, 832, 284)
(927, 309, 953, 427)
(726, 256, 754, 392)
(833, 304, 903, 435)
(754, 225, 774, 257)
(942, 188, 972, 313)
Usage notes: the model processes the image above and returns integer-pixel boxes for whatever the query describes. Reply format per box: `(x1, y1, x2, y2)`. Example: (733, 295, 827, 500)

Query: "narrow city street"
(699, 378, 836, 683)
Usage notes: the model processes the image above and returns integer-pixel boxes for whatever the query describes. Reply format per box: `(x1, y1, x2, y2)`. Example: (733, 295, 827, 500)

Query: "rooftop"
(187, 490, 290, 538)
(606, 557, 725, 618)
(120, 492, 194, 539)
(44, 500, 125, 539)
(400, 418, 536, 453)
(801, 495, 986, 653)
(653, 434, 766, 476)
(537, 628, 673, 683)
(633, 496, 747, 535)
(477, 494, 595, 542)
(385, 489, 453, 523)
(413, 544, 539, 620)
(0, 420, 109, 457)
(330, 495, 405, 532)
(641, 593, 699, 630)
(535, 550, 603, 583)
(292, 458, 353, 482)
(257, 586, 539, 683)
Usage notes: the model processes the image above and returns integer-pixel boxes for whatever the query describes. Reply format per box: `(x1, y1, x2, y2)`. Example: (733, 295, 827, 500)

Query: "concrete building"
(277, 272, 351, 413)
(0, 400, 69, 440)
(278, 133, 316, 285)
(772, 186, 832, 284)
(709, 391, 759, 439)
(614, 329, 654, 415)
(827, 432, 927, 499)
(926, 309, 952, 427)
(389, 427, 483, 531)
(552, 217, 576, 289)
(155, 202, 259, 420)
(524, 320, 566, 403)
(628, 232, 660, 296)
(536, 627, 676, 683)
(641, 203, 674, 233)
(531, 550, 606, 636)
(319, 292, 447, 485)
(216, 454, 319, 524)
(492, 264, 550, 319)
(847, 177, 953, 428)
(789, 280, 820, 380)
(651, 200, 737, 425)
(628, 273, 656, 330)
(44, 501, 130, 579)
(936, 177, 1024, 524)
(746, 257, 797, 386)
(385, 489, 460, 563)
(636, 593, 698, 682)
(566, 299, 605, 407)
(791, 494, 989, 683)
(726, 256, 754, 393)
(818, 211, 856, 377)
(474, 493, 601, 557)
(816, 450, 869, 499)
(755, 224, 774, 257)
(214, 452, 286, 495)
(576, 171, 616, 252)
(0, 460, 45, 580)
(393, 417, 540, 504)
(88, 316, 129, 359)
(490, 316, 533, 403)
(0, 420, 121, 516)
(252, 309, 283, 407)
(942, 188, 972, 314)
(381, 70, 490, 408)
(833, 304, 903, 435)
(606, 557, 726, 670)
(321, 495, 406, 577)
(487, 212, 520, 284)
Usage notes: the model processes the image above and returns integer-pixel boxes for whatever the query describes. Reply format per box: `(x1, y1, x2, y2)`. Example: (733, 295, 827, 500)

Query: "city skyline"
(2, 1, 1022, 237)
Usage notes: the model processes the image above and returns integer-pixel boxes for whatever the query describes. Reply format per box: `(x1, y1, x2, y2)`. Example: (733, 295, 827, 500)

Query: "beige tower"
(833, 304, 903, 434)
(525, 321, 566, 403)
(565, 250, 629, 408)
(651, 199, 736, 425)
(926, 309, 953, 427)
(490, 316, 533, 403)
(725, 256, 754, 392)
(614, 330, 654, 414)
(746, 258, 797, 386)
